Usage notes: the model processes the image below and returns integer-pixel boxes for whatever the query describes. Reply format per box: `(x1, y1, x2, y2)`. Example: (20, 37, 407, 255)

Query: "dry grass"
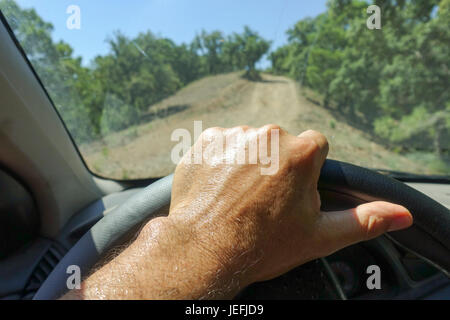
(80, 72, 430, 179)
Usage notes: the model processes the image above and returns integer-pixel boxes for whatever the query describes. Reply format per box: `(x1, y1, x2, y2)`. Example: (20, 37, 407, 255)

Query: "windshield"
(1, 0, 449, 179)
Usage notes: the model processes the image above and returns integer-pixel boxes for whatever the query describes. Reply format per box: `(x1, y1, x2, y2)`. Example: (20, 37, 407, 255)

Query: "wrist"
(136, 216, 245, 299)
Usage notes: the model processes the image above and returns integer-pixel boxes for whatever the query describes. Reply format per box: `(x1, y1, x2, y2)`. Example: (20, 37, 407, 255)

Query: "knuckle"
(201, 127, 222, 139)
(303, 129, 320, 136)
(293, 130, 329, 164)
(291, 138, 321, 163)
(305, 139, 322, 159)
(309, 130, 329, 147)
(226, 125, 249, 136)
(260, 123, 281, 133)
(301, 130, 329, 148)
(238, 125, 250, 131)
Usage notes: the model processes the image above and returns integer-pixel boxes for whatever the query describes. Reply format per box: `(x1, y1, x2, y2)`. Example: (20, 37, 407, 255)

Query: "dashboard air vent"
(22, 243, 66, 299)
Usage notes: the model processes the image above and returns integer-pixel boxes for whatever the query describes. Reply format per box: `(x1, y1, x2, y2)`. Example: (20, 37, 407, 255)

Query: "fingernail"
(388, 215, 413, 232)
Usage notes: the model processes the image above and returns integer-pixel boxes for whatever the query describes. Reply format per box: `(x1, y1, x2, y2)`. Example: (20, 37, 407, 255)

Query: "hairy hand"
(167, 125, 413, 294)
(68, 125, 412, 300)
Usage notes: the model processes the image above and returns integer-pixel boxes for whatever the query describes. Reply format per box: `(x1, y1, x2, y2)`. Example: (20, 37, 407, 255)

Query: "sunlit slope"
(82, 72, 426, 179)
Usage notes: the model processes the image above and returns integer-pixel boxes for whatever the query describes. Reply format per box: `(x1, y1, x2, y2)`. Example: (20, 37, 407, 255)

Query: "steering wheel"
(33, 159, 450, 299)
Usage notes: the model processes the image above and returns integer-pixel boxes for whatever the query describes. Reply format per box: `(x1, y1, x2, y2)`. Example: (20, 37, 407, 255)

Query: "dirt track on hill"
(82, 73, 425, 179)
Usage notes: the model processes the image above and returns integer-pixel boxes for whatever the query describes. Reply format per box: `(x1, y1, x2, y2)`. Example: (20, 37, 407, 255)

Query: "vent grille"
(22, 243, 66, 299)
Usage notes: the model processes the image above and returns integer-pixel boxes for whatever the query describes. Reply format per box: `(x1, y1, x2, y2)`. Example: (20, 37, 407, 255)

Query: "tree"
(0, 0, 99, 143)
(192, 30, 228, 74)
(192, 27, 270, 79)
(94, 31, 182, 115)
(230, 26, 271, 79)
(270, 0, 449, 157)
(374, 0, 450, 155)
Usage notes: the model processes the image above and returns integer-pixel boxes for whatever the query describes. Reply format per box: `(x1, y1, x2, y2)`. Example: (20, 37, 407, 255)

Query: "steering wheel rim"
(33, 159, 450, 299)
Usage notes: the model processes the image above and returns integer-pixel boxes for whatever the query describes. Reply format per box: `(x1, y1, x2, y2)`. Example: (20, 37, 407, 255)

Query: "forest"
(0, 0, 448, 171)
(270, 0, 449, 159)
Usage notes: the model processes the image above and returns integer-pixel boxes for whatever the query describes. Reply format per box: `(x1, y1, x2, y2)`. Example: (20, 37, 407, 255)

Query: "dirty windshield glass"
(1, 0, 449, 179)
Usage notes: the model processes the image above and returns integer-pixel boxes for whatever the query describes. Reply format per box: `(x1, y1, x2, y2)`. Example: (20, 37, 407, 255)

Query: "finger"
(317, 201, 413, 253)
(297, 130, 329, 167)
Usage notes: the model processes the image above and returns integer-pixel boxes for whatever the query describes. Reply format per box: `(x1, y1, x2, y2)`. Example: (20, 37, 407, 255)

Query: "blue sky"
(15, 0, 327, 68)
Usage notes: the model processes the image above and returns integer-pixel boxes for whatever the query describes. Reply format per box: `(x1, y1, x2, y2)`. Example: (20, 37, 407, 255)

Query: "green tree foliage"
(192, 26, 271, 78)
(100, 94, 139, 134)
(227, 26, 271, 79)
(0, 0, 98, 142)
(271, 0, 449, 156)
(192, 30, 228, 74)
(94, 31, 183, 114)
(0, 1, 271, 143)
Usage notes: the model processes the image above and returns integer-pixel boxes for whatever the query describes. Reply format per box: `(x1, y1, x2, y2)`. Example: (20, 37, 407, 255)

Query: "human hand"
(168, 125, 413, 293)
(69, 125, 413, 300)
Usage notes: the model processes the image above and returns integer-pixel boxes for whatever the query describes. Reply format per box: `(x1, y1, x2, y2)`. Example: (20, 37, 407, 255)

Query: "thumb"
(317, 201, 413, 252)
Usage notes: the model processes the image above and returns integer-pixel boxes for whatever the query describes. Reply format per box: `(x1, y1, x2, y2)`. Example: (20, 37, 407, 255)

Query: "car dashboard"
(0, 169, 449, 300)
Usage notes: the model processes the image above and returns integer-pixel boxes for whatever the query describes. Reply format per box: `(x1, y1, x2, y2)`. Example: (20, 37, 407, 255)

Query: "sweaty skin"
(62, 126, 412, 300)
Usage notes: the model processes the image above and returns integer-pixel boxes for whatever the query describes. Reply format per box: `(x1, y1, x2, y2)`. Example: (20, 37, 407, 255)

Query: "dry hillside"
(81, 72, 427, 179)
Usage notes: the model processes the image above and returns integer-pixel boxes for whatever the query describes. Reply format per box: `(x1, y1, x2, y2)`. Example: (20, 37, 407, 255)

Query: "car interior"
(0, 3, 449, 300)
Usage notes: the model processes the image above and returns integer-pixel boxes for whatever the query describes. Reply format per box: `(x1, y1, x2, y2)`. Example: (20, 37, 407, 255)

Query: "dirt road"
(82, 73, 425, 179)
